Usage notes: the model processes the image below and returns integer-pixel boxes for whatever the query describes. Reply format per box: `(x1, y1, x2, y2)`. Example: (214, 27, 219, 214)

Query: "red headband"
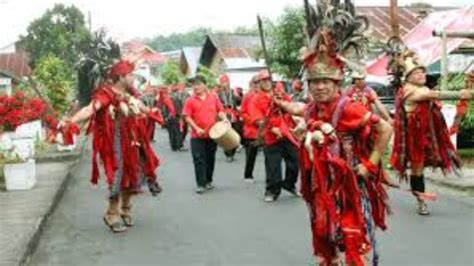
(108, 60, 135, 79)
(219, 74, 230, 84)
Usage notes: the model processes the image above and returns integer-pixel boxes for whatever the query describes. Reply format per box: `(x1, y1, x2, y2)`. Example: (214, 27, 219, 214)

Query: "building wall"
(209, 53, 225, 73)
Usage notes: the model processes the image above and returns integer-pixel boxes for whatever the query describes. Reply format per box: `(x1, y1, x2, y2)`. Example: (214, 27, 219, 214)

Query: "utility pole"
(88, 11, 92, 31)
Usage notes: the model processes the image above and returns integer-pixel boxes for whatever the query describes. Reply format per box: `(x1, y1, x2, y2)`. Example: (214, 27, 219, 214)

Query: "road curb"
(19, 137, 87, 266)
(425, 175, 474, 197)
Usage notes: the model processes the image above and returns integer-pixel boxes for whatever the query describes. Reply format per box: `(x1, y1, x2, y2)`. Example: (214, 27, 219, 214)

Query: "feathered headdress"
(76, 29, 121, 105)
(301, 0, 370, 81)
(384, 36, 425, 90)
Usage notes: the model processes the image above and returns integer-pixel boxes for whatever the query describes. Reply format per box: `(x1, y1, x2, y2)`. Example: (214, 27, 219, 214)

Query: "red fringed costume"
(390, 84, 462, 178)
(300, 95, 389, 265)
(87, 84, 162, 192)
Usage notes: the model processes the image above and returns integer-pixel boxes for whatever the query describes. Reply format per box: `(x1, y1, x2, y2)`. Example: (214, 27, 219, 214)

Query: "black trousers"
(191, 138, 218, 187)
(243, 138, 259, 179)
(181, 120, 188, 146)
(167, 118, 183, 151)
(263, 139, 299, 195)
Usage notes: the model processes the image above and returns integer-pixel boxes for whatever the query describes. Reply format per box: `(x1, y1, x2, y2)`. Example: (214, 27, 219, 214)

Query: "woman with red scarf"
(62, 60, 164, 233)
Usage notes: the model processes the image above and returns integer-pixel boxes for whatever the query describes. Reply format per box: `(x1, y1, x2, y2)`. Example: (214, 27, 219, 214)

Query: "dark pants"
(263, 139, 299, 195)
(243, 138, 259, 179)
(167, 118, 183, 151)
(181, 120, 188, 145)
(191, 138, 218, 187)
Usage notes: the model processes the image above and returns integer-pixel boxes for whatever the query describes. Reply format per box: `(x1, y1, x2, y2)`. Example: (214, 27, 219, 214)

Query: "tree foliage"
(266, 7, 306, 79)
(196, 65, 218, 88)
(161, 61, 185, 85)
(32, 55, 74, 116)
(147, 28, 212, 52)
(19, 4, 90, 69)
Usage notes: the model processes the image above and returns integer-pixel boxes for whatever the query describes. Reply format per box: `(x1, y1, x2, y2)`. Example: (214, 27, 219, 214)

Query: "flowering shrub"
(0, 91, 49, 131)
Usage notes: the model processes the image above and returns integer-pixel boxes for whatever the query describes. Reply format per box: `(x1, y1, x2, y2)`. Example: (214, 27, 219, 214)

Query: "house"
(0, 43, 31, 95)
(198, 34, 267, 90)
(161, 50, 182, 62)
(179, 47, 202, 77)
(367, 6, 474, 76)
(0, 43, 31, 81)
(357, 6, 456, 43)
(122, 40, 167, 80)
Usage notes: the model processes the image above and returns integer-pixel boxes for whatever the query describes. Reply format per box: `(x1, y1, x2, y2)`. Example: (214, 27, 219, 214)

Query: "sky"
(0, 0, 472, 47)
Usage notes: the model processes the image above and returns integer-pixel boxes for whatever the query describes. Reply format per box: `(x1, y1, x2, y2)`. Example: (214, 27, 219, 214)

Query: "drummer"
(183, 75, 229, 194)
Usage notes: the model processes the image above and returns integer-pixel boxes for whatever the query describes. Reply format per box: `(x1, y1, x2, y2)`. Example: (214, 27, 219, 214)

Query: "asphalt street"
(29, 129, 474, 266)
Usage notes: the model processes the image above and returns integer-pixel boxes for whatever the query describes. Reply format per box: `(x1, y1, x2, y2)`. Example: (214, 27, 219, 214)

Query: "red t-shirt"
(304, 96, 370, 132)
(157, 91, 176, 118)
(182, 93, 224, 139)
(250, 91, 293, 146)
(240, 91, 258, 139)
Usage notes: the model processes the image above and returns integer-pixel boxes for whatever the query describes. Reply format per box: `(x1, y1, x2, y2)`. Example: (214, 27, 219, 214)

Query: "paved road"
(29, 129, 474, 266)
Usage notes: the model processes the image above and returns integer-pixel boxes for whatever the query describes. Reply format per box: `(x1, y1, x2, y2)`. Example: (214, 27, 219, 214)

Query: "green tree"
(33, 55, 74, 116)
(161, 61, 184, 85)
(19, 3, 90, 69)
(148, 28, 212, 52)
(196, 65, 218, 88)
(266, 7, 306, 78)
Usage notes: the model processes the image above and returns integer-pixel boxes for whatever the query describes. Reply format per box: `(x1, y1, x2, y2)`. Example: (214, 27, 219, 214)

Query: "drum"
(209, 121, 241, 151)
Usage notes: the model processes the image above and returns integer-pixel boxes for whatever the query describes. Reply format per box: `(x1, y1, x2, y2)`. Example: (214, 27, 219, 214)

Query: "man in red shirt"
(240, 75, 260, 182)
(346, 72, 393, 124)
(291, 77, 309, 103)
(183, 75, 228, 194)
(156, 85, 178, 150)
(217, 74, 241, 162)
(250, 70, 300, 202)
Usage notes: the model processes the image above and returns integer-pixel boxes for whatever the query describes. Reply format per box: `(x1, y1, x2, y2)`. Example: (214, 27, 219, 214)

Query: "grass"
(458, 148, 474, 159)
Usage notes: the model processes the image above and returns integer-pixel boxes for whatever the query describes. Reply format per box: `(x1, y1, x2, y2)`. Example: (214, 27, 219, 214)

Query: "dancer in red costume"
(390, 50, 473, 215)
(62, 60, 164, 233)
(273, 1, 393, 264)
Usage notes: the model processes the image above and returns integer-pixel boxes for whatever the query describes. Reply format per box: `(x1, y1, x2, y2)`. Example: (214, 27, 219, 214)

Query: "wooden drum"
(209, 121, 241, 151)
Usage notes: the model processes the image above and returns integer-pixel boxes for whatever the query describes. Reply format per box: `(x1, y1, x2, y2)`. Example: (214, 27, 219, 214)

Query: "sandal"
(148, 180, 163, 196)
(121, 206, 134, 227)
(103, 216, 127, 233)
(121, 214, 134, 227)
(417, 201, 430, 216)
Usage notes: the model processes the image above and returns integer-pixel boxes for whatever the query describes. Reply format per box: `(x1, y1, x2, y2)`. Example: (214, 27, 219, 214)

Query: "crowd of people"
(56, 6, 473, 264)
(59, 55, 473, 264)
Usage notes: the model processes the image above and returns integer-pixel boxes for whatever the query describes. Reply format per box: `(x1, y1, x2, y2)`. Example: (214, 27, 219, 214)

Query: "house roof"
(357, 6, 456, 42)
(367, 6, 474, 76)
(199, 34, 264, 68)
(161, 50, 182, 61)
(224, 58, 266, 70)
(122, 40, 167, 65)
(181, 47, 202, 75)
(209, 34, 261, 52)
(0, 51, 31, 80)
